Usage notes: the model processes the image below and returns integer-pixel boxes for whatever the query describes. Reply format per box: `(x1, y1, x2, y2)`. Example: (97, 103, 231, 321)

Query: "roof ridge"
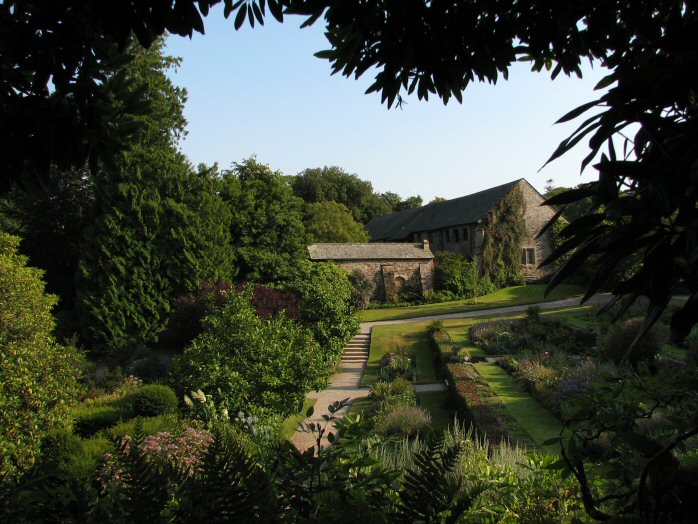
(366, 179, 526, 241)
(308, 242, 434, 260)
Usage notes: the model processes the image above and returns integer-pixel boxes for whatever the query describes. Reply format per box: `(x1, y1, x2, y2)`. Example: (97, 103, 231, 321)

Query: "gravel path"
(291, 294, 611, 451)
(291, 364, 370, 452)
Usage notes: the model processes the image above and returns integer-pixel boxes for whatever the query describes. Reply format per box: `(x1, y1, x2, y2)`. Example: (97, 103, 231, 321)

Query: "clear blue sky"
(166, 8, 609, 201)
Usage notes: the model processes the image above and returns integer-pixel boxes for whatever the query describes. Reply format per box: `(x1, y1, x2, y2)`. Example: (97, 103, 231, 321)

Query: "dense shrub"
(169, 288, 326, 421)
(0, 233, 84, 480)
(127, 353, 169, 382)
(0, 429, 100, 522)
(400, 273, 424, 302)
(166, 281, 301, 347)
(375, 406, 432, 438)
(501, 353, 615, 418)
(512, 358, 560, 394)
(132, 385, 178, 417)
(103, 414, 183, 440)
(348, 270, 373, 309)
(379, 348, 416, 381)
(471, 317, 596, 356)
(602, 317, 661, 367)
(166, 281, 232, 346)
(289, 260, 358, 358)
(470, 319, 522, 354)
(434, 252, 495, 299)
(39, 430, 87, 471)
(371, 377, 416, 412)
(73, 405, 124, 437)
(246, 284, 301, 321)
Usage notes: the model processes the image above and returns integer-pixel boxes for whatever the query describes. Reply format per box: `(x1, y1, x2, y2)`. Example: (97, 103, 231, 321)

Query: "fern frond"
(176, 429, 275, 522)
(393, 434, 480, 523)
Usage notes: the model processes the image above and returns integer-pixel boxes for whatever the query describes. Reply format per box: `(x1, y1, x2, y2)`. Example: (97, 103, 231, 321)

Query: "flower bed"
(500, 354, 611, 418)
(470, 313, 596, 356)
(445, 362, 532, 446)
(430, 327, 531, 445)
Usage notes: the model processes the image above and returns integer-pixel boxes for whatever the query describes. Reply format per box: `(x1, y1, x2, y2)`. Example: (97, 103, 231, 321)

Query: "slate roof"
(366, 179, 523, 241)
(308, 243, 434, 261)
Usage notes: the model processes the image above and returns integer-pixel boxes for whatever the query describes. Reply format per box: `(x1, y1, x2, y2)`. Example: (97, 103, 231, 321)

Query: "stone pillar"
(381, 265, 398, 302)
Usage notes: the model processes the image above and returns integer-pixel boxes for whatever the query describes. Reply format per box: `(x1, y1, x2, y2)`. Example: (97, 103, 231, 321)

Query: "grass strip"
(358, 284, 584, 322)
(416, 391, 453, 433)
(473, 362, 562, 453)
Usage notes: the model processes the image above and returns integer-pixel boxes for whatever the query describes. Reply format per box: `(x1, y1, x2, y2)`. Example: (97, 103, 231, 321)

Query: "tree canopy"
(4, 0, 695, 336)
(304, 201, 369, 243)
(0, 232, 83, 481)
(221, 158, 308, 283)
(291, 166, 391, 224)
(76, 40, 234, 352)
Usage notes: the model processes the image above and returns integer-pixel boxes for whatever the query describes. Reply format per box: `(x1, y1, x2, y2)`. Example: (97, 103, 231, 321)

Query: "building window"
(462, 227, 469, 241)
(445, 230, 450, 242)
(454, 229, 460, 242)
(521, 248, 535, 265)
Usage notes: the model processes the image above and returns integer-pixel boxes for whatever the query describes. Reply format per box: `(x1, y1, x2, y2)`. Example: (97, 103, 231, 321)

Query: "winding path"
(291, 294, 611, 452)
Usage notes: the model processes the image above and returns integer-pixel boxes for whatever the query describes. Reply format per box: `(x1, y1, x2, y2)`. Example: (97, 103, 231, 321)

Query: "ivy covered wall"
(481, 186, 527, 287)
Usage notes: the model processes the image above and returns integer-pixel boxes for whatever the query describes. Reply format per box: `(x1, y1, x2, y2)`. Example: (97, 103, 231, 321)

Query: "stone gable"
(308, 241, 435, 302)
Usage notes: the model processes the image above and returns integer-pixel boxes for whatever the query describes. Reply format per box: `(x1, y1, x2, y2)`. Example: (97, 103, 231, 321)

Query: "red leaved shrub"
(165, 281, 301, 348)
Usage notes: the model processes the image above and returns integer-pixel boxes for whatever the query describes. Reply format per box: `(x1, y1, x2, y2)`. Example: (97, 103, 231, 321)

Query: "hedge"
(430, 329, 532, 446)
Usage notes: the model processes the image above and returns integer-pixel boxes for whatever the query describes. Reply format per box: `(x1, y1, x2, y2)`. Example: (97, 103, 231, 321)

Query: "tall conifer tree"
(77, 40, 234, 352)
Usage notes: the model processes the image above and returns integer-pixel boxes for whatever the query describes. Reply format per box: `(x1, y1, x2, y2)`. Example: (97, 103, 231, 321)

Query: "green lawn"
(358, 284, 584, 322)
(436, 306, 593, 360)
(473, 362, 563, 453)
(417, 391, 453, 433)
(541, 305, 594, 328)
(441, 317, 488, 359)
(278, 397, 317, 441)
(361, 322, 437, 387)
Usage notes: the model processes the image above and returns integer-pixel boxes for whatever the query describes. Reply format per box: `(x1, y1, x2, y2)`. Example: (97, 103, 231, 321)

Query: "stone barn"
(307, 242, 434, 302)
(366, 178, 557, 281)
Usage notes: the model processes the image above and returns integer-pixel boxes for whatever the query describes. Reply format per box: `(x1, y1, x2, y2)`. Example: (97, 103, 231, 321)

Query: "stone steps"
(340, 332, 370, 367)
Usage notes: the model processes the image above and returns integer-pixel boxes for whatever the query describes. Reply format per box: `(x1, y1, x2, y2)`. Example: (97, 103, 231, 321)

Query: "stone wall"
(409, 181, 556, 281)
(412, 226, 479, 257)
(338, 259, 435, 301)
(518, 180, 557, 280)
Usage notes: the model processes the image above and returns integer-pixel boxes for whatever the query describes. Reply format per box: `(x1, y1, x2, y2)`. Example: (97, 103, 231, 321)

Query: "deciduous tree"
(0, 233, 83, 481)
(305, 201, 369, 243)
(221, 158, 308, 283)
(169, 287, 322, 419)
(291, 166, 390, 223)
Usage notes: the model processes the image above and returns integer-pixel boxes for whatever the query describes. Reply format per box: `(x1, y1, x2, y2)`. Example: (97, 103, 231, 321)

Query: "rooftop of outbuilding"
(366, 179, 525, 241)
(307, 242, 434, 261)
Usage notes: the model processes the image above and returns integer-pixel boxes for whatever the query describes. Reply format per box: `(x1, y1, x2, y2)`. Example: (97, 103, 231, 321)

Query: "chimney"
(423, 239, 430, 250)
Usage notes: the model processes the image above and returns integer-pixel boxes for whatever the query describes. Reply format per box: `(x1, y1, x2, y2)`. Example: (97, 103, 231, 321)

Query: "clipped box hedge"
(430, 329, 531, 446)
(73, 405, 124, 437)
